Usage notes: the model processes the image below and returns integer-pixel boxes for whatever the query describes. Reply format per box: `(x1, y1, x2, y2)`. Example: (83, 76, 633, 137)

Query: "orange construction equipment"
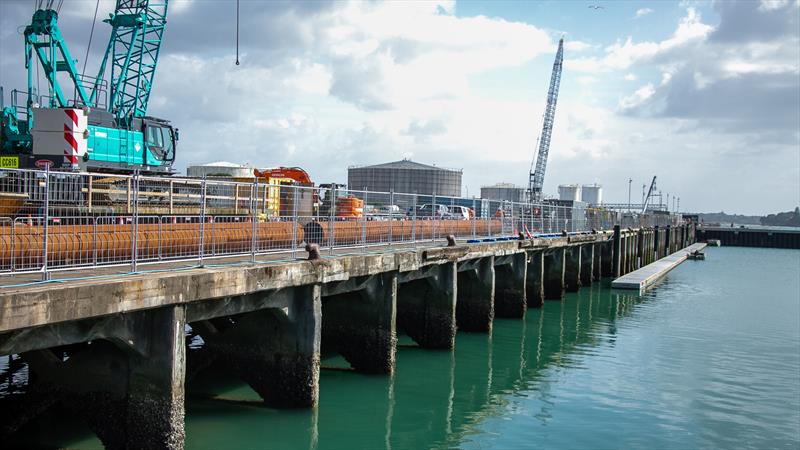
(334, 196, 364, 218)
(253, 167, 312, 184)
(253, 167, 315, 218)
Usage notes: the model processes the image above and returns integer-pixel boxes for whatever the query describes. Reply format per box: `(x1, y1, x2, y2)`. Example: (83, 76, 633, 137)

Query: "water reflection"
(0, 281, 707, 449)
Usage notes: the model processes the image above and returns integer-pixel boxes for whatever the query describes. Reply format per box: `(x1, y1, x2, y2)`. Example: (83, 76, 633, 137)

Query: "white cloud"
(565, 40, 594, 52)
(569, 8, 713, 72)
(302, 1, 554, 111)
(722, 60, 799, 76)
(758, 0, 789, 11)
(619, 84, 655, 111)
(2, 0, 796, 213)
(693, 72, 711, 89)
(634, 8, 654, 18)
(170, 0, 194, 14)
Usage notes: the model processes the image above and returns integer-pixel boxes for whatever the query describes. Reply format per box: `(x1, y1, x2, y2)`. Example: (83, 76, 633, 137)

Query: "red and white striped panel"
(30, 108, 88, 169)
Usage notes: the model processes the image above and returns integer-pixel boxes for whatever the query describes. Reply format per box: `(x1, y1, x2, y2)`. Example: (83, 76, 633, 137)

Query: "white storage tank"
(558, 184, 582, 202)
(187, 161, 254, 178)
(581, 184, 603, 205)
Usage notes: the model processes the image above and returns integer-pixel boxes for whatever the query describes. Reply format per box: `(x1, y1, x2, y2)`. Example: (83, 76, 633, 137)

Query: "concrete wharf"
(0, 223, 696, 449)
(697, 226, 800, 249)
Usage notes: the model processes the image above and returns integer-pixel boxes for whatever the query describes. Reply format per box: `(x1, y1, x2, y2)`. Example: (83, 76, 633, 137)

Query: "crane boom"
(528, 37, 564, 202)
(641, 176, 657, 214)
(92, 0, 169, 127)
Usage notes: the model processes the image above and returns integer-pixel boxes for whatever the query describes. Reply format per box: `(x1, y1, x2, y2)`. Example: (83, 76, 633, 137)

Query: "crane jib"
(528, 38, 564, 202)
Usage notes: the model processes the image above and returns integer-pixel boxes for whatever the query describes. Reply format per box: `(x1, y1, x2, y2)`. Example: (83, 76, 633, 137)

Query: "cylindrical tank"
(558, 184, 582, 202)
(581, 184, 603, 205)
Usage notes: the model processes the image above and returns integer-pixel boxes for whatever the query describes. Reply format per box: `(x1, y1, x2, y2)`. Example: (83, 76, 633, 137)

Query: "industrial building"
(187, 161, 254, 178)
(481, 183, 526, 203)
(348, 159, 462, 199)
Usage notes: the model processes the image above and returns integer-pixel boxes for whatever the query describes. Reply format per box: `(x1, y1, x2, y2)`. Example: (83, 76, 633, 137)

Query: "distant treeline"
(697, 212, 761, 225)
(696, 207, 800, 227)
(761, 207, 800, 227)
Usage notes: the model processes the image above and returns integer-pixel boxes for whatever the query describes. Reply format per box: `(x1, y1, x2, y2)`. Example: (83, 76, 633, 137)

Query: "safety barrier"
(0, 167, 682, 280)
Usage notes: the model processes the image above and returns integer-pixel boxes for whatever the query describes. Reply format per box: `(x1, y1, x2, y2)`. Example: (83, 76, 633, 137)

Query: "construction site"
(0, 2, 673, 229)
(0, 2, 700, 449)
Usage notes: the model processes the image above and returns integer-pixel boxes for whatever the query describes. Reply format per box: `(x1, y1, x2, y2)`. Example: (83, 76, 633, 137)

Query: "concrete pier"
(592, 243, 602, 281)
(543, 248, 566, 299)
(526, 251, 545, 308)
(564, 246, 582, 292)
(581, 244, 595, 286)
(636, 230, 644, 270)
(23, 306, 187, 449)
(0, 224, 698, 448)
(665, 225, 672, 256)
(627, 233, 635, 273)
(397, 262, 457, 349)
(697, 227, 800, 249)
(613, 225, 622, 278)
(601, 240, 613, 277)
(194, 286, 322, 408)
(322, 272, 397, 374)
(494, 253, 527, 318)
(456, 256, 495, 332)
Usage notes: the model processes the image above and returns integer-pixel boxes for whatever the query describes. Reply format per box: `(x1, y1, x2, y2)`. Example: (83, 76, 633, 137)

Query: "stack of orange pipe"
(0, 219, 504, 267)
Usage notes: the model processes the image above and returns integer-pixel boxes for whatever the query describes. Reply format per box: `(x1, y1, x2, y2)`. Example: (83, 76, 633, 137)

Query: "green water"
(11, 247, 800, 449)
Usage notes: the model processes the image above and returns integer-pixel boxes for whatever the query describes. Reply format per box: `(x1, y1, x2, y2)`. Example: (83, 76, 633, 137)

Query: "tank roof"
(191, 161, 251, 168)
(349, 159, 461, 172)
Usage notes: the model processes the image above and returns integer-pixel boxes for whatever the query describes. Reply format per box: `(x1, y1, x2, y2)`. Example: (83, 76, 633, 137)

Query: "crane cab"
(84, 115, 177, 174)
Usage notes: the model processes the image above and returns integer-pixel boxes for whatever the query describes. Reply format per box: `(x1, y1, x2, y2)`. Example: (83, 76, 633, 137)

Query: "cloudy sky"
(1, 0, 798, 215)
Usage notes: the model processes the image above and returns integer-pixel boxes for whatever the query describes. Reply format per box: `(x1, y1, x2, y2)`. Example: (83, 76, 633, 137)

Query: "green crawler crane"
(0, 0, 177, 174)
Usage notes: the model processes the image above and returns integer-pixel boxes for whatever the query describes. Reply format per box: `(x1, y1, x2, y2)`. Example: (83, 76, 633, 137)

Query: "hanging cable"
(82, 0, 100, 81)
(36, 54, 41, 101)
(235, 0, 240, 65)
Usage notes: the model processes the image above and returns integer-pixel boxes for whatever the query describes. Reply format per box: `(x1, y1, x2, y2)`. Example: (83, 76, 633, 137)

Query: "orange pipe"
(0, 221, 302, 268)
(0, 219, 505, 268)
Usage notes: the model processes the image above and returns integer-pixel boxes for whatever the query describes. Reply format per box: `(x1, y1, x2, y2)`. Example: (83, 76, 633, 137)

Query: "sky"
(0, 0, 798, 215)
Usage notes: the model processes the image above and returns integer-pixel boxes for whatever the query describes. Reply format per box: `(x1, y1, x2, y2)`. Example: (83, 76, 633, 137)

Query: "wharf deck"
(612, 242, 707, 292)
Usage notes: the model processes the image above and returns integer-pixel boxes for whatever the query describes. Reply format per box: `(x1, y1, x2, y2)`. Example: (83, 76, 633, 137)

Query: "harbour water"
(7, 246, 800, 449)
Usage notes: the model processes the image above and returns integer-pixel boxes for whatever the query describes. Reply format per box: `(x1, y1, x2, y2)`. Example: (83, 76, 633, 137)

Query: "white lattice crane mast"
(528, 37, 564, 202)
(641, 176, 658, 214)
